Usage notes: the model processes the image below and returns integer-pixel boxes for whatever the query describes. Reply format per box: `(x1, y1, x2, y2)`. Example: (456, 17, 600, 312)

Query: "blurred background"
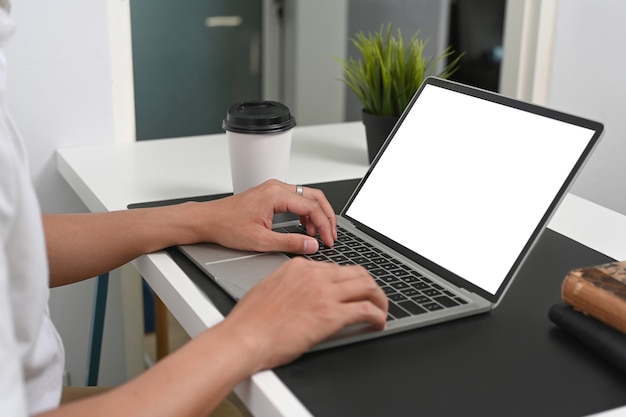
(130, 0, 506, 139)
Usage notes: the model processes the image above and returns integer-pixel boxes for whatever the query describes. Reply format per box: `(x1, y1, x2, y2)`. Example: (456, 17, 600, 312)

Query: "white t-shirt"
(0, 6, 65, 416)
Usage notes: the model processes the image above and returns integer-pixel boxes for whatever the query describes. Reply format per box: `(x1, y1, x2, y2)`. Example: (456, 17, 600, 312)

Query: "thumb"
(263, 229, 319, 254)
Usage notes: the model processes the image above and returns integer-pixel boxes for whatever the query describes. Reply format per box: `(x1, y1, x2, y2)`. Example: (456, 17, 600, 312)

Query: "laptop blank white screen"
(345, 84, 595, 296)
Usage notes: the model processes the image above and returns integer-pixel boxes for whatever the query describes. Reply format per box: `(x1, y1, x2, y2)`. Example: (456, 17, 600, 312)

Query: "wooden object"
(561, 260, 626, 334)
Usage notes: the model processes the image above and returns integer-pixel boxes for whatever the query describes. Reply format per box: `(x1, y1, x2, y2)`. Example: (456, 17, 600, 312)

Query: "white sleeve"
(1, 10, 29, 411)
(0, 243, 28, 417)
(0, 131, 28, 416)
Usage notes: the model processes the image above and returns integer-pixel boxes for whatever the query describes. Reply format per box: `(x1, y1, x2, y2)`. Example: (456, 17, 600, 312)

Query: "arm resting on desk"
(40, 179, 388, 416)
(44, 180, 335, 287)
(41, 258, 387, 417)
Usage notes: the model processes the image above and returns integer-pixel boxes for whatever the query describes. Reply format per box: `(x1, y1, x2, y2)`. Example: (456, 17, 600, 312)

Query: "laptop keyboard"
(275, 224, 468, 321)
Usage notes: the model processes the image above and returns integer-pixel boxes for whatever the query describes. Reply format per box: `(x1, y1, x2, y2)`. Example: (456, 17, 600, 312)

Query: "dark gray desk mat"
(131, 180, 626, 417)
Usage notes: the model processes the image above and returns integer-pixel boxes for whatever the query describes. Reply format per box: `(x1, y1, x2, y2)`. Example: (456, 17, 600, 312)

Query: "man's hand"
(218, 258, 388, 372)
(198, 179, 337, 254)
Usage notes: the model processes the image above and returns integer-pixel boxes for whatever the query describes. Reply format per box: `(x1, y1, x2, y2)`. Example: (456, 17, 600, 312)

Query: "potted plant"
(337, 23, 464, 162)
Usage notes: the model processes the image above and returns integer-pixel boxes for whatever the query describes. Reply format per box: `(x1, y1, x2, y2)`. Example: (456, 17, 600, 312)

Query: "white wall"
(544, 0, 626, 216)
(502, 0, 626, 216)
(6, 2, 114, 213)
(282, 0, 348, 125)
(5, 0, 138, 386)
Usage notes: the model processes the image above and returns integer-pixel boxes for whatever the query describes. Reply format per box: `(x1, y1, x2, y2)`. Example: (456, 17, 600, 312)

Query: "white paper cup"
(226, 129, 293, 193)
(223, 101, 296, 193)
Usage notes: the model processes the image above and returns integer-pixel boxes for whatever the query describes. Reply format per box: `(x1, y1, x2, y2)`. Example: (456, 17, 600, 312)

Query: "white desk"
(57, 122, 626, 417)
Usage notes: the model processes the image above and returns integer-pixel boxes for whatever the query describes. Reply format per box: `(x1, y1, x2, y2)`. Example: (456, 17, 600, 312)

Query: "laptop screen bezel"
(341, 77, 604, 304)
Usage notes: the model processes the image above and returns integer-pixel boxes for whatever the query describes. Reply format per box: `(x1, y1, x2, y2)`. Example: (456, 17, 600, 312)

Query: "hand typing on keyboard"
(186, 179, 338, 254)
(276, 224, 468, 321)
(223, 257, 388, 371)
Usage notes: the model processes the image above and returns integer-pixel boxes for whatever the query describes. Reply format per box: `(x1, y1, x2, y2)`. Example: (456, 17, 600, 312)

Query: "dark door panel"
(130, 0, 262, 139)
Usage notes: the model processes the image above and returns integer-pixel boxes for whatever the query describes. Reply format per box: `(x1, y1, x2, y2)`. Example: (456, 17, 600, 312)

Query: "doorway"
(130, 0, 263, 139)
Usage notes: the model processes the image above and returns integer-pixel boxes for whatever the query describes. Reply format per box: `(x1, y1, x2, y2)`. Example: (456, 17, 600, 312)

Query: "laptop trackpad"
(208, 252, 289, 300)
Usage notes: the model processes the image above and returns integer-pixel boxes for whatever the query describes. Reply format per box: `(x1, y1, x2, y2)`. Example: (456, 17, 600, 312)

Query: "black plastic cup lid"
(222, 101, 296, 134)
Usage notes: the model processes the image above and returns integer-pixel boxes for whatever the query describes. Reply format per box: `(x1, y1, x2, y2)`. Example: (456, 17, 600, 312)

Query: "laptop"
(179, 77, 603, 349)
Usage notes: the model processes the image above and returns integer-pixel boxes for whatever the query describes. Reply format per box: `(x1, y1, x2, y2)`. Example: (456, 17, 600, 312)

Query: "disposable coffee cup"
(223, 101, 296, 193)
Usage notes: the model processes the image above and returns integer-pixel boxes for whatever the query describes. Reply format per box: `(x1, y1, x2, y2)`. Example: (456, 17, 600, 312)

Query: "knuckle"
(261, 179, 284, 193)
(309, 187, 324, 198)
(358, 300, 378, 316)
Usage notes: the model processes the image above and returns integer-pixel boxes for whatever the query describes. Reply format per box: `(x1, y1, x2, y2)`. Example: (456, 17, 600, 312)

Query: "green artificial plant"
(337, 23, 464, 117)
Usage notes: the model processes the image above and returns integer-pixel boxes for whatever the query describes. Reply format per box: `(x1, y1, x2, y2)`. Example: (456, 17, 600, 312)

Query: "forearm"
(43, 180, 339, 287)
(39, 322, 258, 417)
(43, 202, 214, 287)
(37, 246, 389, 417)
